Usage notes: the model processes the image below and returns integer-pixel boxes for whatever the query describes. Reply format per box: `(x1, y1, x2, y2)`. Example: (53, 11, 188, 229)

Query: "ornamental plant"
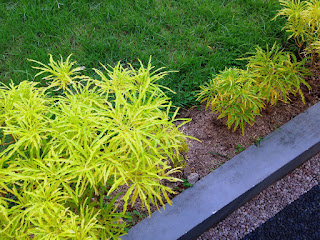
(197, 67, 265, 135)
(243, 43, 311, 106)
(198, 43, 311, 134)
(0, 55, 193, 239)
(307, 39, 320, 58)
(273, 0, 320, 64)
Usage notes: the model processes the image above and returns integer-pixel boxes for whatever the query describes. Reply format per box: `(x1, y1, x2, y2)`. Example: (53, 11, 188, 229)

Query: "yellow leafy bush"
(274, 0, 320, 64)
(197, 67, 264, 135)
(0, 55, 193, 239)
(198, 43, 310, 135)
(243, 43, 311, 106)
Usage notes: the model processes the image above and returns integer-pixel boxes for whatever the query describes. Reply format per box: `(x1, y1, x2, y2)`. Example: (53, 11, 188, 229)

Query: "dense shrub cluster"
(197, 43, 311, 134)
(198, 0, 319, 134)
(0, 56, 192, 239)
(273, 0, 320, 64)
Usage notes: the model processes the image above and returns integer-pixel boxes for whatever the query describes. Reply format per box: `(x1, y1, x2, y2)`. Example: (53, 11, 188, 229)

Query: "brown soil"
(123, 64, 320, 228)
(179, 66, 320, 180)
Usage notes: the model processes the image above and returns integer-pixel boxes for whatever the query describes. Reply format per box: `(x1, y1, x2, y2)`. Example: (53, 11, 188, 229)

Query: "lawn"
(0, 0, 289, 107)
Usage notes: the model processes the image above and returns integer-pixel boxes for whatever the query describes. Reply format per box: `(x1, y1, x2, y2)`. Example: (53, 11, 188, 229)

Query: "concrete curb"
(121, 102, 320, 240)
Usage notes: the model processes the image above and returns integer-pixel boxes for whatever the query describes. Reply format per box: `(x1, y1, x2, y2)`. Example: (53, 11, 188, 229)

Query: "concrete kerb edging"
(121, 102, 320, 240)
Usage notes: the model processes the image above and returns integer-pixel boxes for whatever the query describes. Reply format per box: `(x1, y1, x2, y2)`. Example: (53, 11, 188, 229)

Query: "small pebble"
(187, 173, 200, 185)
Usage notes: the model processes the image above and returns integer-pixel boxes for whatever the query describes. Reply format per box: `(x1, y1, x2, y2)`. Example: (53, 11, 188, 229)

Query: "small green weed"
(235, 144, 245, 153)
(253, 136, 264, 147)
(182, 178, 193, 188)
(126, 210, 147, 221)
(124, 210, 147, 231)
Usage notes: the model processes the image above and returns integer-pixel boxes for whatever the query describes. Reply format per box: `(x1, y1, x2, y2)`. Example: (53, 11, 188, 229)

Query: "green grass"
(0, 0, 289, 107)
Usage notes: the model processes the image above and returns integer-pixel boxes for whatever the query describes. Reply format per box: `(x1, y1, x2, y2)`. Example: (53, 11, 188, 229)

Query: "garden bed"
(179, 66, 320, 182)
(121, 66, 320, 240)
(120, 65, 320, 238)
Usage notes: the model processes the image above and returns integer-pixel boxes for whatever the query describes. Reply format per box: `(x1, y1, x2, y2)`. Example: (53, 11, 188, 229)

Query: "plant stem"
(294, 37, 304, 60)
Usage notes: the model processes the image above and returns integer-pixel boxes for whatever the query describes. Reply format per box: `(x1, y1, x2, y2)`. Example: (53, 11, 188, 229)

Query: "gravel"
(197, 153, 320, 240)
(242, 184, 320, 240)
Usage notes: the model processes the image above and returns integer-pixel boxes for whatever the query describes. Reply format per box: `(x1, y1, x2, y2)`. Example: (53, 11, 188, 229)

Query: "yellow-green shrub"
(244, 43, 311, 106)
(198, 43, 311, 135)
(273, 0, 320, 64)
(197, 67, 265, 135)
(0, 55, 193, 239)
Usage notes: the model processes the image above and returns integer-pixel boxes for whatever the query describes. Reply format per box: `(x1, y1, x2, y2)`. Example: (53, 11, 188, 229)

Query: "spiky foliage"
(273, 0, 320, 64)
(198, 43, 311, 135)
(197, 67, 265, 135)
(244, 43, 311, 106)
(0, 55, 193, 239)
(28, 54, 88, 92)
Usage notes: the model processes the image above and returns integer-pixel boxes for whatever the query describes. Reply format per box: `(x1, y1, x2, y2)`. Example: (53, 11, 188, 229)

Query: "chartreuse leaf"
(0, 54, 193, 238)
(197, 67, 264, 135)
(273, 0, 320, 64)
(197, 42, 310, 135)
(28, 54, 88, 93)
(244, 43, 311, 105)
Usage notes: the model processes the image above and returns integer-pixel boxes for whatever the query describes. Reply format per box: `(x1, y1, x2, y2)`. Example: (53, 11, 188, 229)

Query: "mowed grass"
(0, 0, 289, 107)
